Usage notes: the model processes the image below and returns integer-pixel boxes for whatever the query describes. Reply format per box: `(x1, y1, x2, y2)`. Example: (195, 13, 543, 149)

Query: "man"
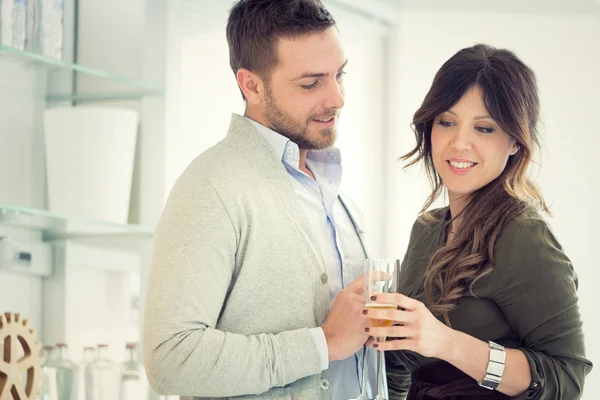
(143, 1, 380, 398)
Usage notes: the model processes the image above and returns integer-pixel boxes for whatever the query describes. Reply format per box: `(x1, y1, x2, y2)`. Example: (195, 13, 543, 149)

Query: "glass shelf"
(0, 45, 165, 102)
(0, 204, 153, 248)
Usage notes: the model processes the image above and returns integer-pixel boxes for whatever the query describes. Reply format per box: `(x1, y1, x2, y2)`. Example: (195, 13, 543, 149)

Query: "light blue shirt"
(247, 117, 376, 400)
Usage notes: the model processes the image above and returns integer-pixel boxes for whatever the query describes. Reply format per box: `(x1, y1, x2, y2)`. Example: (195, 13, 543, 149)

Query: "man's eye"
(301, 81, 318, 90)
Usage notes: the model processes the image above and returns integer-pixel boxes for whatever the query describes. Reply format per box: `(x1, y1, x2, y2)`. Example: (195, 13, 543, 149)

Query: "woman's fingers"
(366, 325, 414, 339)
(364, 306, 417, 325)
(363, 294, 451, 358)
(369, 293, 422, 311)
(372, 338, 418, 352)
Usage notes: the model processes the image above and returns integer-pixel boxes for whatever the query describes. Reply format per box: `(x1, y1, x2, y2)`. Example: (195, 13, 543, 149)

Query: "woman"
(365, 44, 592, 399)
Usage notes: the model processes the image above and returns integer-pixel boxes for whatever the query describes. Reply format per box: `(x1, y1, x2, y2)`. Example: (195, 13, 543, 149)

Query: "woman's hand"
(364, 293, 456, 359)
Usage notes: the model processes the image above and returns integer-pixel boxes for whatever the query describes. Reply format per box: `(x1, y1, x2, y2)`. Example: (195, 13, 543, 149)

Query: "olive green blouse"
(386, 207, 593, 400)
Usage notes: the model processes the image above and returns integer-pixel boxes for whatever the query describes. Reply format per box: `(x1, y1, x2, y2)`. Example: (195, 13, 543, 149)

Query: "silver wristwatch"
(478, 341, 506, 390)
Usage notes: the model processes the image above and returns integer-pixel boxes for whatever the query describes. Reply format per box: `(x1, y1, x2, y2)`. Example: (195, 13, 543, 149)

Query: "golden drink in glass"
(365, 303, 396, 327)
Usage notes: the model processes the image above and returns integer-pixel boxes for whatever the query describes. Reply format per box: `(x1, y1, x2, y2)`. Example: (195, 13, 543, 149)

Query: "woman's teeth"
(449, 161, 475, 169)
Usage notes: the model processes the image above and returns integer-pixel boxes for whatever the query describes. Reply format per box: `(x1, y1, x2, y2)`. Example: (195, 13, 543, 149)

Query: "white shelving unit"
(0, 0, 167, 379)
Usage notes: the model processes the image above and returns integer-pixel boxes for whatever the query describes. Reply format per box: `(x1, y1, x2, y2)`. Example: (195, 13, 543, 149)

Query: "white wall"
(386, 8, 600, 398)
(76, 0, 145, 103)
(163, 0, 242, 198)
(0, 269, 43, 333)
(326, 4, 390, 257)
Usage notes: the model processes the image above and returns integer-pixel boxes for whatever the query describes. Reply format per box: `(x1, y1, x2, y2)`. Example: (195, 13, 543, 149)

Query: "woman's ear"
(510, 141, 520, 156)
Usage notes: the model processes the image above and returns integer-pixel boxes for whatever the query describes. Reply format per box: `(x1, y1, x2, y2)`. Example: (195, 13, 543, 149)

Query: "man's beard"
(264, 89, 338, 150)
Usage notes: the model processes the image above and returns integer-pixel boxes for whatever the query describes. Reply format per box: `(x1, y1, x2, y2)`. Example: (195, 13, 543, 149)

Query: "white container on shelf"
(43, 107, 139, 225)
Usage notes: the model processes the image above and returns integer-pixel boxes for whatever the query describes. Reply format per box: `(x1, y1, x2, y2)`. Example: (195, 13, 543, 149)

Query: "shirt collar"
(243, 115, 342, 167)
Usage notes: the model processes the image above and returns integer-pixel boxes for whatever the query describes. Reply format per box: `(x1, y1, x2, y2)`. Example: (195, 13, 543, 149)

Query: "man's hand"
(321, 274, 370, 362)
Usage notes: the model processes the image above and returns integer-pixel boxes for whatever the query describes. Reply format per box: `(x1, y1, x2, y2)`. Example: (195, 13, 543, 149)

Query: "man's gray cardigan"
(143, 114, 372, 399)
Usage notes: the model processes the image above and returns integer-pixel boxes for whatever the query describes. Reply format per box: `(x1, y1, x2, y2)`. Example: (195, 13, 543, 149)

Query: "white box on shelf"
(43, 106, 139, 225)
(0, 236, 52, 277)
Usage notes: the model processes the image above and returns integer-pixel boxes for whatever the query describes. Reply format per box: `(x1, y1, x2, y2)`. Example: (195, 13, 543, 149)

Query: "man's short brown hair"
(227, 0, 336, 97)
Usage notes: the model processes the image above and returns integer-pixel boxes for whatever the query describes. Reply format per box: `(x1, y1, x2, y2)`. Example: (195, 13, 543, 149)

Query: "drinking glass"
(364, 258, 400, 400)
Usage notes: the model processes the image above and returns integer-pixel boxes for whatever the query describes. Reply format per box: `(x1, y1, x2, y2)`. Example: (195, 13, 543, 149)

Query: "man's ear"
(236, 68, 265, 105)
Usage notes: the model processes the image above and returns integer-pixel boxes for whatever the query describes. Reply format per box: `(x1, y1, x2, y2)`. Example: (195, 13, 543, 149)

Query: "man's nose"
(325, 81, 345, 110)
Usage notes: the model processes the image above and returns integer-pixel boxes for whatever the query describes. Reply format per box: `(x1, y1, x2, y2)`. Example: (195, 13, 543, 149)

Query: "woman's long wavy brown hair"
(402, 44, 549, 324)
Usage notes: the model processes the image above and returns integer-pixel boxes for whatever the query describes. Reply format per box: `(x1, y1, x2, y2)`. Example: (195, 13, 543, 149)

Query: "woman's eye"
(476, 127, 495, 134)
(437, 120, 453, 127)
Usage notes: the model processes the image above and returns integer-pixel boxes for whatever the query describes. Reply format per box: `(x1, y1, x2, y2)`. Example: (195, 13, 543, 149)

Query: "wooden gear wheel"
(0, 313, 43, 400)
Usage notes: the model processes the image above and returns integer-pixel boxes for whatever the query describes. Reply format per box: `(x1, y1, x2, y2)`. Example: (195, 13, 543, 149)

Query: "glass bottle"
(78, 346, 95, 400)
(54, 343, 78, 399)
(39, 345, 58, 400)
(85, 344, 121, 400)
(120, 342, 149, 400)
